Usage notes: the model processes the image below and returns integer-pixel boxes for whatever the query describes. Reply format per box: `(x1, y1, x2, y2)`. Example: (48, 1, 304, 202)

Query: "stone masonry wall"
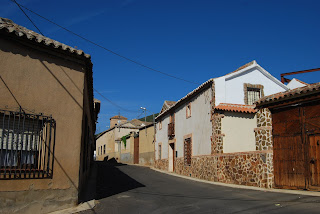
(254, 108, 274, 188)
(174, 151, 272, 188)
(211, 113, 224, 154)
(154, 159, 168, 171)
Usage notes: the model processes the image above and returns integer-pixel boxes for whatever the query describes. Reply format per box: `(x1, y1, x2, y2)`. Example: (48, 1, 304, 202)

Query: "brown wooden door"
(309, 134, 320, 187)
(134, 137, 139, 164)
(273, 100, 320, 189)
(273, 106, 306, 189)
(304, 101, 320, 188)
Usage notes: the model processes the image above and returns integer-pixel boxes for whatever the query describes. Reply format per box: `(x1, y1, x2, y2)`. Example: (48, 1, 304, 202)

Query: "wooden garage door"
(273, 100, 320, 189)
(273, 106, 306, 189)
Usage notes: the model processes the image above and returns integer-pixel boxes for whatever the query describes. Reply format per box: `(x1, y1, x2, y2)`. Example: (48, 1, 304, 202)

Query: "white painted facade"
(155, 60, 289, 166)
(287, 78, 307, 89)
(215, 62, 288, 106)
(155, 86, 212, 160)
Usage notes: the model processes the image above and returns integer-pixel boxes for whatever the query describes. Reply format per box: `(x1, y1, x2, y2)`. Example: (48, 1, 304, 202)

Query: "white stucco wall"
(221, 112, 257, 153)
(215, 66, 287, 106)
(175, 87, 212, 157)
(287, 78, 307, 89)
(155, 114, 170, 160)
(155, 86, 212, 160)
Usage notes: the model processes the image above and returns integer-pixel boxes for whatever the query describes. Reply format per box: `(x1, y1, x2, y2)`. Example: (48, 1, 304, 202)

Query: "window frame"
(158, 143, 162, 160)
(243, 83, 264, 105)
(0, 109, 56, 180)
(186, 102, 191, 118)
(183, 134, 192, 166)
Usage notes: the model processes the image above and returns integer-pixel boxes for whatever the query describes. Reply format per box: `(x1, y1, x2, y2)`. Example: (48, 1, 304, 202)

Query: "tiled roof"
(256, 82, 320, 106)
(110, 115, 127, 120)
(156, 78, 214, 120)
(165, 100, 176, 107)
(225, 60, 256, 76)
(215, 103, 257, 114)
(0, 17, 90, 59)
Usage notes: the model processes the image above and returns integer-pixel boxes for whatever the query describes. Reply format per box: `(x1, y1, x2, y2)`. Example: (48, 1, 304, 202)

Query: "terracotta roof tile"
(110, 115, 127, 120)
(165, 100, 176, 107)
(225, 60, 256, 76)
(0, 17, 90, 59)
(256, 82, 320, 106)
(215, 103, 257, 114)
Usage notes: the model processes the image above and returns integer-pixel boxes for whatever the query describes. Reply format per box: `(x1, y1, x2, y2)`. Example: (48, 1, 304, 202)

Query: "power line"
(12, 1, 141, 114)
(10, 0, 200, 85)
(94, 89, 139, 113)
(12, 0, 44, 36)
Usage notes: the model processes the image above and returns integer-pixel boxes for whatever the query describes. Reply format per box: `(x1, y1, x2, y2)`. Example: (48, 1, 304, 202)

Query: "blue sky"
(2, 0, 320, 133)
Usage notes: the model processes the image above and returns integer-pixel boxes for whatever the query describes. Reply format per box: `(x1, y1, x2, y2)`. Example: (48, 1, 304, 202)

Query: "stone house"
(154, 60, 289, 188)
(0, 18, 99, 213)
(256, 82, 320, 190)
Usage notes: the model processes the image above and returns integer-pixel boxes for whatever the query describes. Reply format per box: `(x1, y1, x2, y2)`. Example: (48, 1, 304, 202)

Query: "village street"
(81, 162, 320, 214)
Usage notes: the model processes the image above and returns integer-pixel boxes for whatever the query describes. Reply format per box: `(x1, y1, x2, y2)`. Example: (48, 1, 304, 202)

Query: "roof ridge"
(225, 60, 256, 76)
(0, 17, 90, 59)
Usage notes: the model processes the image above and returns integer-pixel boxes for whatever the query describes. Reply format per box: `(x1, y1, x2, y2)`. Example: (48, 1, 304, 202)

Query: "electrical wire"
(94, 89, 139, 113)
(11, 0, 144, 114)
(10, 0, 200, 85)
(12, 0, 44, 36)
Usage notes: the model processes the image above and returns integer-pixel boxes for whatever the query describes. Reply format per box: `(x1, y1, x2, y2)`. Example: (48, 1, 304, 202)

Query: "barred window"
(158, 144, 161, 160)
(0, 110, 56, 179)
(247, 88, 261, 105)
(184, 138, 191, 166)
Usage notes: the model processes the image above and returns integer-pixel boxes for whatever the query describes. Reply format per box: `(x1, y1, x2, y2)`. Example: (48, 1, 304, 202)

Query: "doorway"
(168, 143, 175, 172)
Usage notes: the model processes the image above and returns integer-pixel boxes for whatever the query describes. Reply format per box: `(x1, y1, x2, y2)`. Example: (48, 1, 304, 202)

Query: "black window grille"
(184, 138, 191, 166)
(247, 87, 261, 105)
(158, 144, 161, 160)
(0, 109, 56, 179)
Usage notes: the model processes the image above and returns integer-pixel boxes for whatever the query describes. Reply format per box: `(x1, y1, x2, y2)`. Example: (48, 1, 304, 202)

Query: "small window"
(244, 83, 264, 105)
(158, 144, 162, 160)
(103, 145, 106, 154)
(184, 138, 192, 166)
(186, 103, 191, 118)
(159, 121, 162, 130)
(247, 88, 261, 105)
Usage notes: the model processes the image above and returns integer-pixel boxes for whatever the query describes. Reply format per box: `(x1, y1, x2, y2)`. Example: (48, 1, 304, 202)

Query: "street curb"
(150, 167, 320, 197)
(48, 200, 96, 214)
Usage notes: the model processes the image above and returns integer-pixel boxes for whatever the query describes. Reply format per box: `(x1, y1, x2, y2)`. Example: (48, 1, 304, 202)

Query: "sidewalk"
(151, 167, 320, 197)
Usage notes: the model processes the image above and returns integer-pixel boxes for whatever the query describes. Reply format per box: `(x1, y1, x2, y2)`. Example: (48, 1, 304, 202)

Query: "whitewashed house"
(154, 60, 289, 188)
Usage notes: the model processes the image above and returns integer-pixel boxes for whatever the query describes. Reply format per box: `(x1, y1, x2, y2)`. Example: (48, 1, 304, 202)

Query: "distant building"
(96, 116, 151, 163)
(0, 17, 99, 213)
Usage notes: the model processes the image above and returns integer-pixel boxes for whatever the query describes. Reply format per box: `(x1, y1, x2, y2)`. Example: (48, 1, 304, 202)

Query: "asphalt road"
(81, 162, 320, 214)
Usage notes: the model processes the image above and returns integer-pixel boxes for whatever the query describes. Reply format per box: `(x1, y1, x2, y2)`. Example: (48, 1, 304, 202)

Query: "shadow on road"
(95, 160, 145, 200)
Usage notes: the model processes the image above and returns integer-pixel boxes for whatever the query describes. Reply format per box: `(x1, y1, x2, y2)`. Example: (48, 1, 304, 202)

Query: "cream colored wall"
(96, 127, 138, 161)
(139, 126, 155, 154)
(96, 130, 115, 161)
(0, 38, 85, 194)
(139, 125, 155, 165)
(221, 112, 257, 153)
